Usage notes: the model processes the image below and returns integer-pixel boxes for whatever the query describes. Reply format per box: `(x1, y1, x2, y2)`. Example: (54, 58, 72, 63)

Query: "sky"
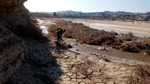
(24, 0, 150, 13)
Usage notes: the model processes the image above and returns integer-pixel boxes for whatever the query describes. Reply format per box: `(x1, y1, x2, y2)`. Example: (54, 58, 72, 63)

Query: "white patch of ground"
(37, 18, 56, 34)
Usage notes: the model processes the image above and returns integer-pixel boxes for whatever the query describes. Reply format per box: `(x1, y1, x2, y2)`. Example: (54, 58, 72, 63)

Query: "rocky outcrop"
(0, 24, 25, 84)
(0, 0, 41, 83)
(0, 0, 43, 39)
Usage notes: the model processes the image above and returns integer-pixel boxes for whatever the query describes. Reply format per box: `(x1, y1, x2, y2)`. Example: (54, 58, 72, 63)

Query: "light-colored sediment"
(64, 18, 150, 37)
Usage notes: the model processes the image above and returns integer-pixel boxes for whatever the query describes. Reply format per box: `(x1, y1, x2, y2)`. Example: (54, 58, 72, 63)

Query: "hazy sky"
(24, 0, 150, 13)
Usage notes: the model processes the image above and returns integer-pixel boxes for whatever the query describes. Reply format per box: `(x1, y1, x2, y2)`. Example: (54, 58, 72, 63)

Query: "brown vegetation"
(48, 20, 150, 55)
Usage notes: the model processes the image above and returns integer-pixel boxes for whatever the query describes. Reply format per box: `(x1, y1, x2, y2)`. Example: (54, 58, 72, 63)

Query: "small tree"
(145, 16, 150, 21)
(53, 12, 57, 17)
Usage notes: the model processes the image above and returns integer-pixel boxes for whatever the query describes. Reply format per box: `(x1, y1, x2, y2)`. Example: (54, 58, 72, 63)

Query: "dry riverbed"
(65, 18, 150, 37)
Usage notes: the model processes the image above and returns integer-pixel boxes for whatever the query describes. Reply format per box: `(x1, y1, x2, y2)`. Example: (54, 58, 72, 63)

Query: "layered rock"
(0, 24, 25, 84)
(0, 0, 40, 83)
(0, 0, 42, 39)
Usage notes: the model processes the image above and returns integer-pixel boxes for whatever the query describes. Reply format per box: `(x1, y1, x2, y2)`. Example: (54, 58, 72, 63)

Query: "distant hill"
(30, 10, 150, 21)
(57, 10, 83, 15)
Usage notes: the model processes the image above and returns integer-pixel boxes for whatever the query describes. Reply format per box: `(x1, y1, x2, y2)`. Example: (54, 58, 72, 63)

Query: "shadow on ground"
(4, 38, 63, 84)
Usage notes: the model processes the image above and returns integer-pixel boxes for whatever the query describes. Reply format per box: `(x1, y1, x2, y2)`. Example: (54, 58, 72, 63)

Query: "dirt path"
(64, 18, 150, 37)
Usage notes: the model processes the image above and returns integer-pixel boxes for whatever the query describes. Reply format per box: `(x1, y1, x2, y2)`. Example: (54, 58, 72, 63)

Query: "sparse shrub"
(128, 32, 134, 37)
(121, 43, 140, 53)
(110, 31, 118, 35)
(120, 33, 133, 41)
(136, 43, 147, 50)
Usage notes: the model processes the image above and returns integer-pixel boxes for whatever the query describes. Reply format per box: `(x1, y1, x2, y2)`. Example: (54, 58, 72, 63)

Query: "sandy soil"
(64, 19, 150, 37)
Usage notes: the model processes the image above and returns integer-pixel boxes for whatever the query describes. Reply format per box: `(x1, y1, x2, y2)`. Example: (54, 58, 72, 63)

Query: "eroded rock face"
(0, 0, 38, 83)
(0, 0, 42, 39)
(0, 0, 26, 12)
(0, 0, 30, 26)
(0, 24, 25, 84)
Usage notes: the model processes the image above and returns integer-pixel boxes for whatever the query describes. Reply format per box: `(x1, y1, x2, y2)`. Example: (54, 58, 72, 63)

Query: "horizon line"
(29, 10, 150, 13)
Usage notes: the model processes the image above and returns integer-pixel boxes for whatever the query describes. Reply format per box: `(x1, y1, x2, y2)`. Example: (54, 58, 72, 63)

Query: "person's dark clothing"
(57, 28, 63, 41)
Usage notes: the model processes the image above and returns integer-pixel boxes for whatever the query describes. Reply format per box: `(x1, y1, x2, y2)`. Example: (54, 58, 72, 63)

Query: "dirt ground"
(64, 18, 150, 37)
(55, 48, 137, 84)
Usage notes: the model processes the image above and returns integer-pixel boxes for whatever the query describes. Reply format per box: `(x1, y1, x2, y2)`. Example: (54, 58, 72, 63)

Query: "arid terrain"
(1, 0, 150, 84)
(36, 18, 150, 84)
(2, 16, 150, 84)
(65, 18, 150, 37)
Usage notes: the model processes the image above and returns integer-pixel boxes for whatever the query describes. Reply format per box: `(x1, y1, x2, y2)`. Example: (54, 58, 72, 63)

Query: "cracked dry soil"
(54, 48, 136, 84)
